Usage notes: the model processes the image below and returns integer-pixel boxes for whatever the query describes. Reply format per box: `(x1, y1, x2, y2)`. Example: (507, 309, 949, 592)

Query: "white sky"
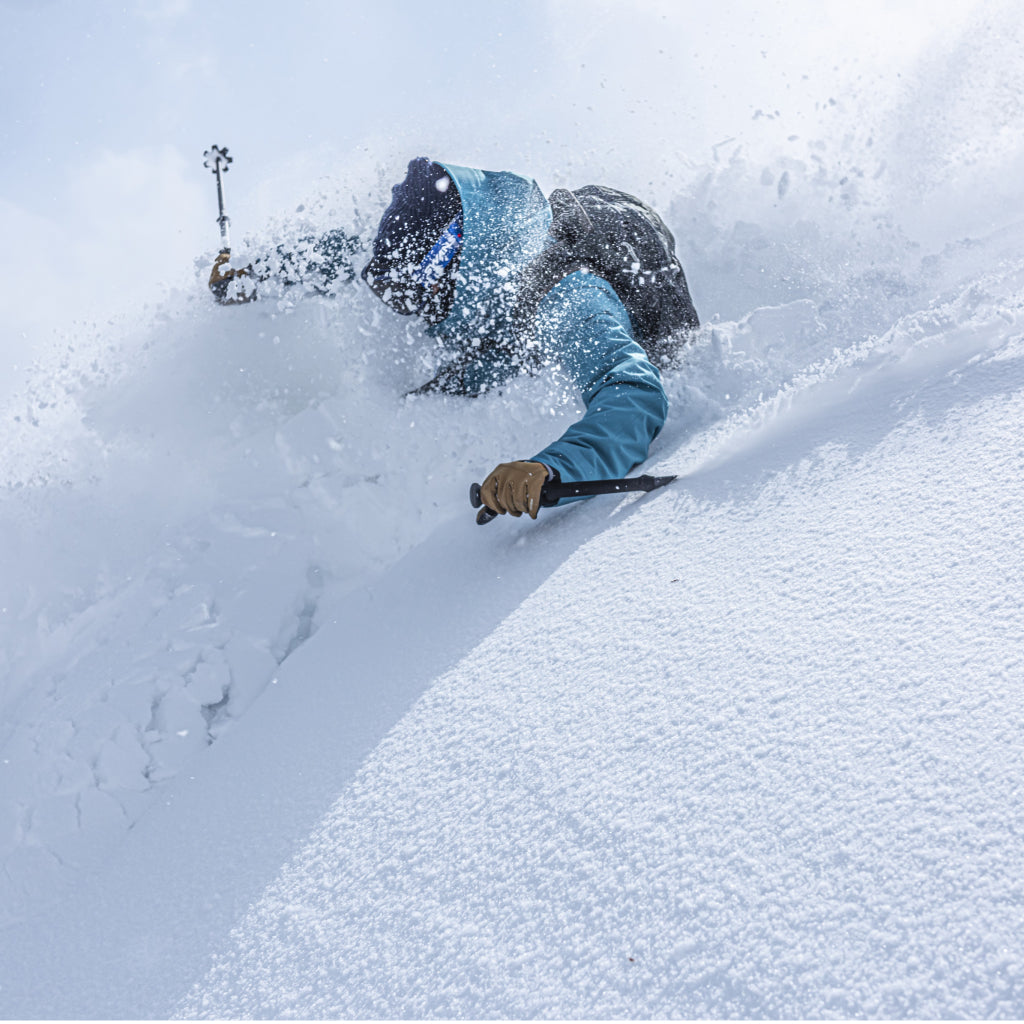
(0, 0, 993, 395)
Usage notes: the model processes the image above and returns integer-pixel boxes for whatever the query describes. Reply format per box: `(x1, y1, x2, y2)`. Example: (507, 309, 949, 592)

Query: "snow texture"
(3, 7, 1024, 1018)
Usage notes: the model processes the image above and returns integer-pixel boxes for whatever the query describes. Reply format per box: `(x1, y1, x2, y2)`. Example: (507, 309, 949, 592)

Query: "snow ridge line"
(658, 268, 1023, 484)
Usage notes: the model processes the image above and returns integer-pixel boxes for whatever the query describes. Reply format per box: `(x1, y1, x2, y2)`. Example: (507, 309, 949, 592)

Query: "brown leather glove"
(209, 250, 255, 304)
(479, 460, 549, 519)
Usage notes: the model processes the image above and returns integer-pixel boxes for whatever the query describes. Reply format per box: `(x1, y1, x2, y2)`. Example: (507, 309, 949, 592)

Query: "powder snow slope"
(176, 270, 1024, 1020)
(3, 251, 1024, 1017)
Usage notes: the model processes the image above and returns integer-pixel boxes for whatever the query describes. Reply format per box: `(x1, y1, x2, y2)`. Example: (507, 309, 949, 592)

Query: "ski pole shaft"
(214, 169, 228, 247)
(469, 473, 676, 525)
(542, 474, 677, 501)
(203, 145, 233, 252)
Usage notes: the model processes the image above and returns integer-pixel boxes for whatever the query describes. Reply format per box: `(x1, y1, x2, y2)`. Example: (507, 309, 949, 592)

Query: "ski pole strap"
(469, 473, 676, 525)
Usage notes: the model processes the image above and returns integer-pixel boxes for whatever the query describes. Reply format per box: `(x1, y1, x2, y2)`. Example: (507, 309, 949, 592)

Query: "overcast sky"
(0, 0, 992, 395)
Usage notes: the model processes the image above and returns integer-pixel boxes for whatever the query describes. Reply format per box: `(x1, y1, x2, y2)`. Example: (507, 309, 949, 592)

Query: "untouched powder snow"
(3, 10, 1024, 1017)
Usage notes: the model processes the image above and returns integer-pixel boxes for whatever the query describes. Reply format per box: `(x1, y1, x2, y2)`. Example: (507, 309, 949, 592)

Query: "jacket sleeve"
(530, 271, 668, 484)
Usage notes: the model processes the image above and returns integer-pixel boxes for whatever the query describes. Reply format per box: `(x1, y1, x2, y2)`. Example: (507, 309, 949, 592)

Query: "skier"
(211, 158, 699, 520)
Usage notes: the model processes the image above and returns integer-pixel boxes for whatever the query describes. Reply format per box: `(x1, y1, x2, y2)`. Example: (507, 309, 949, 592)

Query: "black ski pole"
(469, 473, 677, 525)
(203, 145, 233, 253)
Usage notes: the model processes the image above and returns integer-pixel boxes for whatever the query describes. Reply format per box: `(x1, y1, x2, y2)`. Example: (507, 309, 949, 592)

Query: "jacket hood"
(428, 162, 551, 340)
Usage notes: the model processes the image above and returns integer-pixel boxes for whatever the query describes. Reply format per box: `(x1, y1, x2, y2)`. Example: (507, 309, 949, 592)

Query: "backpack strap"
(548, 188, 592, 246)
(510, 189, 595, 340)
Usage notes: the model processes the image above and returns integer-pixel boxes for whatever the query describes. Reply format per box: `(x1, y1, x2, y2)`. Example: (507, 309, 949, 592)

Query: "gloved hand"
(208, 250, 254, 304)
(479, 460, 550, 519)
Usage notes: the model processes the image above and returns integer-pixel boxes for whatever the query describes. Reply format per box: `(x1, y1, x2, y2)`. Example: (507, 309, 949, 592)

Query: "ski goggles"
(412, 215, 463, 292)
(362, 214, 463, 321)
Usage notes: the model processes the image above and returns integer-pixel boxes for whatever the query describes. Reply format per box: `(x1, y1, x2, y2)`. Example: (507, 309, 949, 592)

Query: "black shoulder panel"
(513, 185, 700, 368)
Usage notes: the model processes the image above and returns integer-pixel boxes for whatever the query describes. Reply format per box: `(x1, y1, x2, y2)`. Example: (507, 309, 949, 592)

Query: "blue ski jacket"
(430, 163, 669, 484)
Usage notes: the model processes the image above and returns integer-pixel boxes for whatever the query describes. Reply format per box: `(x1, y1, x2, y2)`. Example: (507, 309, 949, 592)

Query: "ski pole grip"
(469, 482, 499, 525)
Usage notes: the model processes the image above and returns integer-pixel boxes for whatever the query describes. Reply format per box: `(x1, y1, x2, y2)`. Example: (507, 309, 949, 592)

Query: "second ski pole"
(203, 144, 233, 252)
(469, 473, 677, 525)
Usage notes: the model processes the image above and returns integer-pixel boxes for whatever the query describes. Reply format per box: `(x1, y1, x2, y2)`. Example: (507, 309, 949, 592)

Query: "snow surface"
(4, 7, 1024, 1018)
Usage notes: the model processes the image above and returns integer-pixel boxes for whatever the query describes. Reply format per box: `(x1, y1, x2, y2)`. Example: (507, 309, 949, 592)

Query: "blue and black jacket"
(369, 160, 672, 485)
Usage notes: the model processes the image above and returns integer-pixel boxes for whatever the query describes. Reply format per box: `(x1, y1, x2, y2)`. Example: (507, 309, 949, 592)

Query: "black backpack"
(413, 185, 698, 395)
(512, 185, 699, 368)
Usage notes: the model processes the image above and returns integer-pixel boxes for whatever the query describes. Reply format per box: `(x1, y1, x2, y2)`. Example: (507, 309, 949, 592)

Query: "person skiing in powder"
(212, 157, 699, 521)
